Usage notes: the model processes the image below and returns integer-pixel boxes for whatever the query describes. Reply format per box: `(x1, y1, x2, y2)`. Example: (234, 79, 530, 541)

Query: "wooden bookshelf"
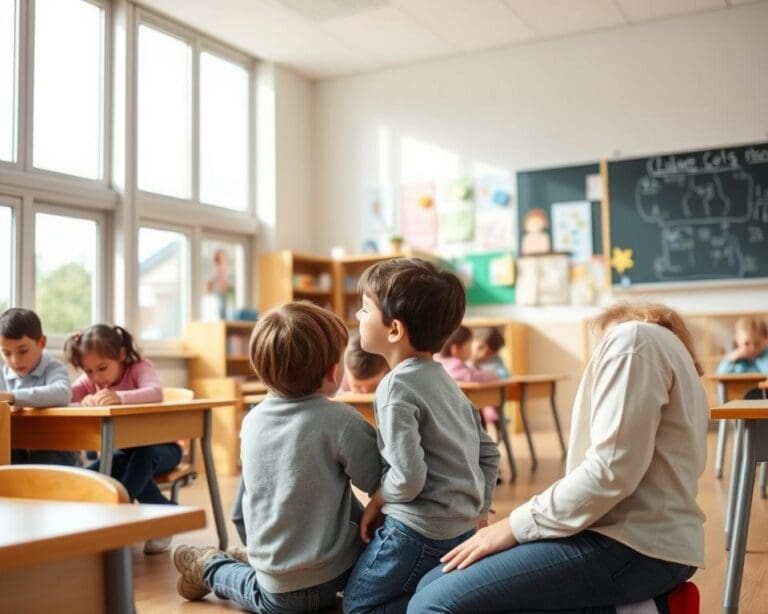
(257, 251, 334, 313)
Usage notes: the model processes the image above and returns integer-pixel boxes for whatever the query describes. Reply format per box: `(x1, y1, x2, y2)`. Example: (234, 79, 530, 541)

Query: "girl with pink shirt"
(64, 324, 180, 553)
(437, 326, 499, 425)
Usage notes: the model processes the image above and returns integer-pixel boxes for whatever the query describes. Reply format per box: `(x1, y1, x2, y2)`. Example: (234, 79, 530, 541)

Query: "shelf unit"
(183, 320, 259, 475)
(257, 251, 334, 314)
(332, 254, 396, 325)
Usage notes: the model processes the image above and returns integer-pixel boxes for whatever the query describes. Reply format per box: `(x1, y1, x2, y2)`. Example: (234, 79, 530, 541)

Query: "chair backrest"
(163, 387, 195, 402)
(0, 402, 10, 465)
(0, 464, 130, 503)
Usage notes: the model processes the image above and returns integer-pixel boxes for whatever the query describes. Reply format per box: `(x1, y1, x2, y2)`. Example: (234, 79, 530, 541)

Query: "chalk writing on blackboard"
(629, 146, 768, 281)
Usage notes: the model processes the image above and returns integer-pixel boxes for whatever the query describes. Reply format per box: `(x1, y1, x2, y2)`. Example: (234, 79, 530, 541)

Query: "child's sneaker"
(172, 544, 225, 601)
(143, 535, 172, 554)
(226, 545, 249, 563)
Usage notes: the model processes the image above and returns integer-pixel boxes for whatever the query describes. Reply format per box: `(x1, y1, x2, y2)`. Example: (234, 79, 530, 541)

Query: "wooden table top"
(705, 373, 768, 383)
(11, 398, 238, 418)
(0, 498, 205, 571)
(711, 399, 768, 420)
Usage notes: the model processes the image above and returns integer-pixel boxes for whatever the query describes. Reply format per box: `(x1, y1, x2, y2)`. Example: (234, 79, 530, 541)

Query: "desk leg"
(202, 409, 228, 551)
(715, 383, 728, 479)
(105, 546, 135, 614)
(725, 420, 745, 550)
(99, 418, 115, 475)
(497, 392, 517, 483)
(550, 383, 567, 459)
(760, 463, 767, 499)
(519, 385, 537, 471)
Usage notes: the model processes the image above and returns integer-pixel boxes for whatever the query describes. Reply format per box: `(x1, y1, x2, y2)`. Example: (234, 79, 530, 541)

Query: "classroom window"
(34, 212, 98, 335)
(138, 226, 188, 340)
(33, 0, 104, 179)
(0, 206, 12, 311)
(200, 238, 246, 319)
(137, 24, 192, 199)
(199, 52, 249, 211)
(0, 0, 17, 163)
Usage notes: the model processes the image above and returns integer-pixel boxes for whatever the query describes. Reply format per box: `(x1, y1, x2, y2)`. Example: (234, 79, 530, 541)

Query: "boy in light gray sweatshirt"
(343, 258, 500, 614)
(172, 302, 382, 612)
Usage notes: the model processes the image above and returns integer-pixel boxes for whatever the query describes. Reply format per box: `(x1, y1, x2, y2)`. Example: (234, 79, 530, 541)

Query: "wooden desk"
(0, 498, 205, 614)
(711, 400, 768, 613)
(706, 373, 768, 479)
(0, 401, 9, 465)
(10, 398, 234, 550)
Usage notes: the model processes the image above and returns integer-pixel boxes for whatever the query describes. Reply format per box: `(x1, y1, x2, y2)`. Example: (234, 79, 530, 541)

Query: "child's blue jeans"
(88, 443, 181, 504)
(203, 556, 349, 613)
(343, 515, 474, 614)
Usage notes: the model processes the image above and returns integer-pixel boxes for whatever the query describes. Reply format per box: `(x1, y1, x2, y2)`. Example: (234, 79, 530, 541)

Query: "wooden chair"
(154, 387, 198, 502)
(0, 401, 10, 465)
(0, 464, 129, 503)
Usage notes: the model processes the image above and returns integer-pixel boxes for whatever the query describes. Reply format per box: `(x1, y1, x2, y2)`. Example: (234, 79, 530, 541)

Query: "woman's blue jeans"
(406, 530, 695, 613)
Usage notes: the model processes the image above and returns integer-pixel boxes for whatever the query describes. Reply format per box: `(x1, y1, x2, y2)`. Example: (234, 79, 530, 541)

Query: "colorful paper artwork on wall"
(363, 187, 394, 252)
(449, 251, 516, 305)
(438, 178, 475, 244)
(520, 208, 551, 255)
(475, 176, 516, 252)
(401, 182, 437, 251)
(551, 201, 593, 263)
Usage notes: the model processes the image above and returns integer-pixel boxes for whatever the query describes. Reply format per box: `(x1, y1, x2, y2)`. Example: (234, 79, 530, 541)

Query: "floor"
(133, 431, 768, 613)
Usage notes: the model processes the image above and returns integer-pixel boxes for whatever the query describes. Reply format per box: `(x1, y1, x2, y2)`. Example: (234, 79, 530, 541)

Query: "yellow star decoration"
(611, 247, 634, 274)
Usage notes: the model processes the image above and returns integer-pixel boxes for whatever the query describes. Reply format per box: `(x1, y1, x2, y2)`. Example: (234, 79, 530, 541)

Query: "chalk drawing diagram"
(634, 165, 757, 281)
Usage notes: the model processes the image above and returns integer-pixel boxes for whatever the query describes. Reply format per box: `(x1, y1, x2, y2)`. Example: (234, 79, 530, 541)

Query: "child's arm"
(717, 353, 743, 374)
(71, 373, 95, 403)
(377, 401, 427, 503)
(115, 360, 163, 404)
(11, 360, 71, 408)
(444, 358, 497, 382)
(475, 411, 501, 516)
(338, 412, 382, 495)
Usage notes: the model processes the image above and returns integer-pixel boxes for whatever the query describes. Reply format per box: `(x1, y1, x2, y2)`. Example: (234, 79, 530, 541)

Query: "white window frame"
(0, 192, 22, 308)
(137, 219, 192, 348)
(134, 9, 257, 233)
(32, 200, 110, 344)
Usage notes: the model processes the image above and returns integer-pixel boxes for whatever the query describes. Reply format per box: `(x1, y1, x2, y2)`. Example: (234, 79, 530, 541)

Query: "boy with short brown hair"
(173, 301, 382, 612)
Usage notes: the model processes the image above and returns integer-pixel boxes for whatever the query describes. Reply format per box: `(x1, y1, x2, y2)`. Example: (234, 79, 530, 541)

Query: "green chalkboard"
(607, 142, 768, 286)
(517, 163, 602, 255)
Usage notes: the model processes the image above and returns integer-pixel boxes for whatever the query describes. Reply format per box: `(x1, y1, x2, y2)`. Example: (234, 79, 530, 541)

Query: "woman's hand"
(94, 389, 121, 406)
(441, 518, 518, 572)
(360, 490, 384, 544)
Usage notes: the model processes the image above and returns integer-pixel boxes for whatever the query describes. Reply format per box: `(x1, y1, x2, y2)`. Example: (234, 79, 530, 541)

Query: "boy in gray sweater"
(173, 302, 382, 612)
(343, 258, 500, 614)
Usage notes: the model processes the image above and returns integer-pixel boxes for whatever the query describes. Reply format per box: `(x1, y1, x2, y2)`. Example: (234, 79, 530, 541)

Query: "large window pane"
(33, 0, 103, 178)
(137, 25, 191, 199)
(200, 52, 249, 210)
(35, 212, 98, 334)
(139, 227, 188, 339)
(0, 206, 12, 312)
(201, 238, 246, 319)
(0, 0, 17, 163)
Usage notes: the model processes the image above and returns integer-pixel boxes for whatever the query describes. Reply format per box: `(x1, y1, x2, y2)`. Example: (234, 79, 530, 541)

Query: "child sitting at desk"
(64, 324, 181, 554)
(718, 316, 768, 375)
(339, 330, 390, 393)
(469, 327, 510, 379)
(173, 301, 381, 612)
(0, 307, 76, 466)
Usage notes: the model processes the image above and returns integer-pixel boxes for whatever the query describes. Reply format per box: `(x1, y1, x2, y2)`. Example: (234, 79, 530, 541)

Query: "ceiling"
(137, 0, 765, 80)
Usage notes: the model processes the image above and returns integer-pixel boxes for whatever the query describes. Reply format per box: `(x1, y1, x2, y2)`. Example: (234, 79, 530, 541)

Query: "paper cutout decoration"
(520, 208, 551, 255)
(552, 201, 593, 263)
(611, 247, 635, 274)
(401, 182, 437, 251)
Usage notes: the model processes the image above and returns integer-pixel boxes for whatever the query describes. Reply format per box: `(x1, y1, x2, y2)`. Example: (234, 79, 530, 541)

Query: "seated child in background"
(65, 324, 181, 554)
(340, 330, 390, 393)
(344, 259, 500, 614)
(0, 308, 76, 466)
(718, 316, 768, 375)
(469, 326, 510, 378)
(173, 301, 381, 613)
(718, 316, 768, 400)
(437, 325, 497, 382)
(437, 325, 500, 425)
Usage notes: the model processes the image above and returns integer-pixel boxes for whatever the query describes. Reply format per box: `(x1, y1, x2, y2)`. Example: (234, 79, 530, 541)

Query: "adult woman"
(408, 303, 707, 613)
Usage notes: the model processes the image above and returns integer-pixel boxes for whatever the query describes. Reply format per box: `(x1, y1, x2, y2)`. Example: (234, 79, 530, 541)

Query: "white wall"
(312, 4, 768, 434)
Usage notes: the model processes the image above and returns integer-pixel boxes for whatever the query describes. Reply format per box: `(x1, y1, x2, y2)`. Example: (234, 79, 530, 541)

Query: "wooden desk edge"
(711, 399, 768, 420)
(11, 398, 239, 417)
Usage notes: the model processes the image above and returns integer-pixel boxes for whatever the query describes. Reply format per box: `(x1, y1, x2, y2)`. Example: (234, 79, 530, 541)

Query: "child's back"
(242, 393, 379, 592)
(374, 358, 496, 538)
(717, 316, 768, 374)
